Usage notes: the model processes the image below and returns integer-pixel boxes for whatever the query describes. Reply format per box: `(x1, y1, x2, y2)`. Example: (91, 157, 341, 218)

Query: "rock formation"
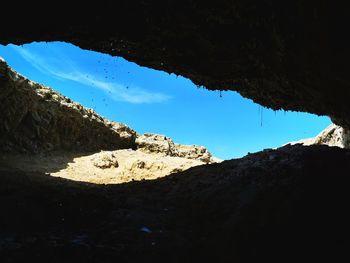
(136, 133, 218, 163)
(290, 124, 350, 148)
(136, 133, 178, 157)
(1, 1, 350, 128)
(0, 58, 136, 153)
(92, 151, 119, 169)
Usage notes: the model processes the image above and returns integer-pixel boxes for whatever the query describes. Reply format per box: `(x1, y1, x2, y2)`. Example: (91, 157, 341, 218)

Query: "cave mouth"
(0, 41, 331, 161)
(1, 3, 350, 261)
(0, 41, 335, 184)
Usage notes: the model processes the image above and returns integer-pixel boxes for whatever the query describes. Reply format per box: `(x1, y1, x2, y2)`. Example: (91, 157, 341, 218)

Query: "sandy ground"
(0, 149, 206, 184)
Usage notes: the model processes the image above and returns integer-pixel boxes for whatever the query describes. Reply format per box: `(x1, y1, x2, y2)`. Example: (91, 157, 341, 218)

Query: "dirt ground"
(0, 149, 205, 184)
(1, 144, 350, 262)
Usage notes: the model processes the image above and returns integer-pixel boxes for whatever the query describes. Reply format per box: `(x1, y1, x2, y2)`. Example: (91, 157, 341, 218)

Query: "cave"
(1, 1, 350, 262)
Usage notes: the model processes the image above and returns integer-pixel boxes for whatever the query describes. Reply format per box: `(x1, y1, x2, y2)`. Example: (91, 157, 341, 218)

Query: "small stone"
(140, 227, 152, 234)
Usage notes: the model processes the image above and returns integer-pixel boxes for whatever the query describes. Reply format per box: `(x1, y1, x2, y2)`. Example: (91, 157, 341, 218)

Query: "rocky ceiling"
(1, 1, 349, 127)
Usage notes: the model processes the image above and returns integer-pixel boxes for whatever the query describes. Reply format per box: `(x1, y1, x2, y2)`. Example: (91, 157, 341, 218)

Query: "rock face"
(136, 133, 218, 163)
(291, 124, 350, 148)
(1, 1, 350, 128)
(136, 133, 178, 157)
(0, 58, 136, 153)
(175, 143, 213, 163)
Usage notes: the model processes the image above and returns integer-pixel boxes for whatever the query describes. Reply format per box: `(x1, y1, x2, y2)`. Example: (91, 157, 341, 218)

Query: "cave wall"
(1, 1, 350, 127)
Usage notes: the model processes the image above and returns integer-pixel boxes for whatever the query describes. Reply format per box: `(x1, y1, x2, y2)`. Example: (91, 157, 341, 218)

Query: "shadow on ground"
(1, 144, 350, 262)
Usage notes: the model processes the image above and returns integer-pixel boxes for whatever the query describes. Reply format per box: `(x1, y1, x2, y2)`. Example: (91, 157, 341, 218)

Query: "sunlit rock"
(290, 124, 350, 148)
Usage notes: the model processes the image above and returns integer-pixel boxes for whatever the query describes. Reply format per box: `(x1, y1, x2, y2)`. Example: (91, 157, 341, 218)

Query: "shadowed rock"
(1, 1, 349, 127)
(0, 58, 136, 153)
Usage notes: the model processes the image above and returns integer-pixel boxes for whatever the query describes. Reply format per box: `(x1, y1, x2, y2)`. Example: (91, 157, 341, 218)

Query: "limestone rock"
(290, 124, 350, 149)
(92, 151, 119, 169)
(136, 133, 178, 156)
(111, 122, 137, 147)
(0, 58, 136, 153)
(136, 133, 220, 163)
(312, 125, 350, 148)
(175, 144, 213, 163)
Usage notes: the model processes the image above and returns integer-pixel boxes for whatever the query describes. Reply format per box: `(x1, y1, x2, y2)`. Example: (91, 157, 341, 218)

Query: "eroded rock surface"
(175, 143, 213, 163)
(92, 151, 119, 169)
(0, 58, 136, 153)
(136, 133, 218, 163)
(136, 133, 178, 157)
(291, 124, 350, 148)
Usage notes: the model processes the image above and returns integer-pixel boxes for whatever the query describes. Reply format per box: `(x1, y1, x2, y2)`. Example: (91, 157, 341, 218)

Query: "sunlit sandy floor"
(0, 149, 206, 184)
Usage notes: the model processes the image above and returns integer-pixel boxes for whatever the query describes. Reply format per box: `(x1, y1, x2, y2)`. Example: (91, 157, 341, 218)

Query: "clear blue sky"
(0, 42, 331, 160)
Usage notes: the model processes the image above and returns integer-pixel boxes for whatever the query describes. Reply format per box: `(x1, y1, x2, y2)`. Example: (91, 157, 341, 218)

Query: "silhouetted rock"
(2, 1, 350, 128)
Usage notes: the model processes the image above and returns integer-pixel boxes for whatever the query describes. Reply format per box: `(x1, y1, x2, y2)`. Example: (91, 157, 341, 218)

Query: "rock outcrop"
(0, 58, 136, 153)
(136, 133, 218, 163)
(175, 143, 214, 163)
(136, 133, 178, 157)
(290, 124, 350, 149)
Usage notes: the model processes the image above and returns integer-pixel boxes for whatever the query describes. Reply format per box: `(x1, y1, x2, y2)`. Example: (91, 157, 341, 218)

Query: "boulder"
(175, 144, 213, 163)
(92, 151, 119, 169)
(136, 133, 220, 163)
(136, 133, 178, 156)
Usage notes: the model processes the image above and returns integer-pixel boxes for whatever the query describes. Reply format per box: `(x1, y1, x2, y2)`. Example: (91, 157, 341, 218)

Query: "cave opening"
(1, 9, 350, 259)
(0, 41, 331, 163)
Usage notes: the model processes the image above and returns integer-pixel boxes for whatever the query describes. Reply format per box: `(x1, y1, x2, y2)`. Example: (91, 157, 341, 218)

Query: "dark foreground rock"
(2, 1, 350, 128)
(1, 144, 349, 262)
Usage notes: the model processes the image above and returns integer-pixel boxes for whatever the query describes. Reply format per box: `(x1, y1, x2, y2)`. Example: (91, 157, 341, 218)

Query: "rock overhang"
(1, 1, 349, 127)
